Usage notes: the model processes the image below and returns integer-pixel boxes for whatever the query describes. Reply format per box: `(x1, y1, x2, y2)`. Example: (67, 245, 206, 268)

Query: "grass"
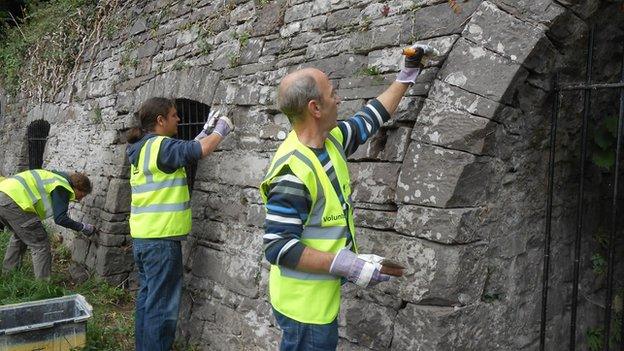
(0, 229, 135, 350)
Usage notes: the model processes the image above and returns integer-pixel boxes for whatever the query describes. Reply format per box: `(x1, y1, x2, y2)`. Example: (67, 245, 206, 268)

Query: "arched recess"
(174, 98, 211, 192)
(27, 119, 50, 169)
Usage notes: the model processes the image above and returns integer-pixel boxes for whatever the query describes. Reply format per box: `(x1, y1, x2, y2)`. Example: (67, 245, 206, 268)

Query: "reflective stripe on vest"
(129, 136, 191, 238)
(0, 170, 75, 219)
(260, 127, 356, 324)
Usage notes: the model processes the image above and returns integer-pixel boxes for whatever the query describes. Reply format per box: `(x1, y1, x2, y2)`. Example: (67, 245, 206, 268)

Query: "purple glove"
(329, 249, 390, 287)
(80, 223, 96, 236)
(396, 44, 439, 84)
(212, 116, 234, 137)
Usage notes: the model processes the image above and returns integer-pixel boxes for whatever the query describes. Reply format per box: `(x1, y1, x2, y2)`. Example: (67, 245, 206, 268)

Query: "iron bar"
(174, 99, 209, 192)
(604, 44, 624, 351)
(540, 74, 560, 351)
(559, 82, 624, 91)
(569, 25, 594, 351)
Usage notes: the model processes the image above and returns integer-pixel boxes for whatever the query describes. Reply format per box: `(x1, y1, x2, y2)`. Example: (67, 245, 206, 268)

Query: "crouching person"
(0, 170, 94, 279)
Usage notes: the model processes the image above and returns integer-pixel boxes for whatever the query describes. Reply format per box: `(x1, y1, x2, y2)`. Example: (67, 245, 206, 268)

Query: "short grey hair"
(277, 74, 321, 125)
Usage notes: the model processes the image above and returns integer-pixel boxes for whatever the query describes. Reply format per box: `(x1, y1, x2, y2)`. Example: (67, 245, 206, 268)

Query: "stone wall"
(0, 0, 622, 349)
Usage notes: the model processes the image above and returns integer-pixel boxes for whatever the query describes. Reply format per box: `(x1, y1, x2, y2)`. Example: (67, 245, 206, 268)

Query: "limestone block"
(240, 38, 264, 65)
(300, 54, 368, 79)
(104, 178, 131, 213)
(427, 79, 503, 119)
(395, 205, 483, 244)
(252, 2, 284, 36)
(339, 298, 396, 349)
(326, 8, 360, 30)
(463, 1, 545, 64)
(405, 0, 483, 40)
(95, 245, 134, 276)
(306, 39, 350, 60)
(353, 208, 396, 230)
(195, 151, 270, 187)
(367, 35, 458, 72)
(438, 38, 527, 104)
(411, 99, 495, 155)
(351, 24, 402, 53)
(301, 15, 327, 31)
(357, 228, 487, 305)
(98, 221, 130, 236)
(137, 39, 161, 59)
(494, 0, 565, 27)
(348, 132, 384, 161)
(381, 126, 411, 161)
(284, 2, 313, 23)
(97, 232, 128, 247)
(397, 143, 476, 207)
(190, 244, 260, 298)
(392, 96, 425, 122)
(392, 304, 478, 350)
(350, 162, 400, 204)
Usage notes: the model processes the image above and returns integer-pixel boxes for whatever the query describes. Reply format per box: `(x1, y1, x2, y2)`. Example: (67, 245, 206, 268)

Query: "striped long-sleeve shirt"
(263, 99, 391, 268)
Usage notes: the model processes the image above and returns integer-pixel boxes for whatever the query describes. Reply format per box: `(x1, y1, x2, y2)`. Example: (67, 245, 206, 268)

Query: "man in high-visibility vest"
(0, 170, 94, 279)
(261, 44, 435, 350)
(126, 97, 234, 351)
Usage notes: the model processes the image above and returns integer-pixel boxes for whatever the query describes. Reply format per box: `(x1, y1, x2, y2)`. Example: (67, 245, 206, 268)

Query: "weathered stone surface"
(405, 0, 483, 40)
(357, 228, 487, 305)
(104, 178, 131, 213)
(190, 244, 260, 298)
(351, 24, 402, 53)
(412, 99, 495, 155)
(427, 79, 503, 119)
(397, 143, 476, 207)
(463, 1, 545, 64)
(395, 205, 483, 244)
(350, 162, 400, 204)
(339, 298, 396, 349)
(299, 54, 368, 79)
(438, 38, 527, 104)
(195, 151, 270, 187)
(95, 245, 134, 276)
(353, 208, 396, 230)
(252, 2, 284, 36)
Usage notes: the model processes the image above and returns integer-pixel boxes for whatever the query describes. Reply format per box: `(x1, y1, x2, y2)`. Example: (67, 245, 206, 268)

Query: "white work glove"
(194, 109, 235, 140)
(329, 249, 391, 287)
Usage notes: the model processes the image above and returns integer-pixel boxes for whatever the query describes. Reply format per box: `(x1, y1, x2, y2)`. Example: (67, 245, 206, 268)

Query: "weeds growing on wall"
(0, 0, 121, 102)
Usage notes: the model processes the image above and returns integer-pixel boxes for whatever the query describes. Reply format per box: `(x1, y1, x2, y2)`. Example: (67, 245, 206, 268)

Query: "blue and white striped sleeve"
(263, 166, 311, 269)
(338, 98, 391, 157)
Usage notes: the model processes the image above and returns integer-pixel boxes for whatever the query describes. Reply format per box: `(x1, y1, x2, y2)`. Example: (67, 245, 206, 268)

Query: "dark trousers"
(133, 238, 183, 351)
(273, 308, 339, 351)
(0, 193, 51, 279)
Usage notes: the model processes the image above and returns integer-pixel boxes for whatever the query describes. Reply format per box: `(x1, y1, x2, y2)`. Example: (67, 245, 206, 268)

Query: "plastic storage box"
(0, 294, 92, 351)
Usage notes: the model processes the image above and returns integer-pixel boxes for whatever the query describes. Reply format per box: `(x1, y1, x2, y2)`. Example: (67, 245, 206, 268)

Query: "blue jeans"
(133, 239, 183, 351)
(273, 308, 339, 351)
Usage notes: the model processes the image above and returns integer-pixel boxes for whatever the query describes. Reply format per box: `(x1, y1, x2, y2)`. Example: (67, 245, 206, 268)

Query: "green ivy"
(591, 116, 620, 170)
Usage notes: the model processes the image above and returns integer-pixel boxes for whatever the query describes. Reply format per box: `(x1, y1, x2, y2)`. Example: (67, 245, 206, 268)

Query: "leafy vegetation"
(0, 0, 119, 101)
(591, 115, 620, 170)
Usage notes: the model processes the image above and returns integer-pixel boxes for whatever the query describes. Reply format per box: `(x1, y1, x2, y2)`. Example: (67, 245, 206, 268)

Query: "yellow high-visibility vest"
(0, 169, 75, 219)
(260, 128, 357, 324)
(129, 136, 191, 238)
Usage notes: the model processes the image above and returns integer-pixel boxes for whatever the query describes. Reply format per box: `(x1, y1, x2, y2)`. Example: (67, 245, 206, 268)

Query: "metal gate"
(540, 25, 624, 351)
(174, 98, 211, 192)
(26, 119, 50, 169)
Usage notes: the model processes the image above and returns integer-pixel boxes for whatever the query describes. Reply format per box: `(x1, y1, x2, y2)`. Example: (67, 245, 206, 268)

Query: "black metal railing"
(540, 25, 624, 351)
(27, 119, 50, 170)
(174, 98, 210, 192)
